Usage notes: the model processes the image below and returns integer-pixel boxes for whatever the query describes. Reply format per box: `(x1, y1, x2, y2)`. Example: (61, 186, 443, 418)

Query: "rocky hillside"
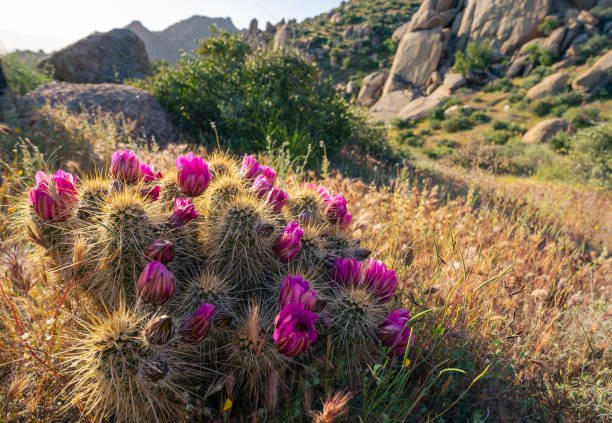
(125, 16, 239, 64)
(244, 0, 422, 82)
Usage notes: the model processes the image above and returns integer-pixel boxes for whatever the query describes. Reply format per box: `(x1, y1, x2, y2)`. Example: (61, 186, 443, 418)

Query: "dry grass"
(0, 109, 610, 421)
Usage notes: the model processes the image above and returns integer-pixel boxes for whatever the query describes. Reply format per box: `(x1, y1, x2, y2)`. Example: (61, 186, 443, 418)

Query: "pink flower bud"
(377, 309, 415, 355)
(260, 165, 276, 184)
(279, 274, 317, 311)
(136, 261, 176, 305)
(276, 222, 303, 263)
(363, 259, 397, 303)
(145, 239, 175, 264)
(168, 197, 198, 228)
(273, 303, 318, 357)
(252, 174, 273, 198)
(141, 163, 162, 183)
(325, 193, 350, 228)
(265, 186, 287, 213)
(176, 152, 211, 197)
(111, 150, 142, 183)
(28, 169, 78, 221)
(240, 154, 260, 180)
(179, 303, 215, 344)
(332, 257, 363, 288)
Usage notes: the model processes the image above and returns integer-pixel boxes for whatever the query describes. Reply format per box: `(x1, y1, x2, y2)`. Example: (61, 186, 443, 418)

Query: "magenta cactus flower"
(28, 169, 78, 221)
(273, 303, 318, 357)
(332, 257, 363, 288)
(276, 222, 303, 263)
(168, 197, 198, 228)
(252, 174, 273, 198)
(136, 261, 177, 305)
(145, 239, 175, 264)
(363, 259, 397, 303)
(260, 165, 276, 184)
(325, 193, 351, 228)
(141, 163, 162, 183)
(265, 186, 288, 213)
(141, 185, 161, 202)
(111, 150, 142, 183)
(176, 152, 211, 197)
(240, 154, 261, 179)
(279, 274, 317, 311)
(179, 303, 216, 344)
(377, 309, 415, 355)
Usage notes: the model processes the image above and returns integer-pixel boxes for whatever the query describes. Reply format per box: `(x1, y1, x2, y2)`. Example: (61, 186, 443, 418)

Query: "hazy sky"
(0, 0, 343, 53)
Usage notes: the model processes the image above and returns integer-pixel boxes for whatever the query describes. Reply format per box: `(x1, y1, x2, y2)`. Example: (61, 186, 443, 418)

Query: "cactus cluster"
(22, 150, 415, 421)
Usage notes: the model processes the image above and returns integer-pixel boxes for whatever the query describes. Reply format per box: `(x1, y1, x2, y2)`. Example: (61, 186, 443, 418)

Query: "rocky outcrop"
(370, 90, 419, 121)
(442, 72, 466, 90)
(273, 24, 298, 50)
(39, 29, 152, 84)
(371, 85, 450, 122)
(356, 72, 387, 107)
(346, 81, 359, 96)
(243, 19, 276, 50)
(455, 0, 551, 54)
(382, 28, 446, 95)
(126, 16, 239, 64)
(571, 49, 612, 93)
(27, 82, 178, 142)
(526, 72, 570, 100)
(522, 118, 570, 144)
(0, 59, 7, 96)
(408, 0, 460, 32)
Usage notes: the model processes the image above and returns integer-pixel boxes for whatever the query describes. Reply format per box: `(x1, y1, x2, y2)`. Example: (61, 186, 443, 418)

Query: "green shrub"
(523, 44, 554, 68)
(138, 31, 386, 163)
(394, 129, 423, 147)
(538, 18, 559, 35)
(579, 34, 610, 62)
(483, 78, 514, 93)
(569, 121, 612, 188)
(548, 132, 572, 154)
(492, 120, 510, 131)
(563, 107, 599, 129)
(441, 114, 473, 133)
(531, 92, 584, 117)
(453, 41, 493, 75)
(1, 53, 52, 95)
(486, 129, 513, 145)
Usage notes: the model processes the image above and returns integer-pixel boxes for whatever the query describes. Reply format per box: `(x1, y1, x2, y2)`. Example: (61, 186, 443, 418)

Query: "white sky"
(0, 0, 342, 53)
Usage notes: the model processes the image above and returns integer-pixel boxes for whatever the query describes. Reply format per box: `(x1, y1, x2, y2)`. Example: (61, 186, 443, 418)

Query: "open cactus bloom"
(22, 150, 411, 422)
(274, 302, 318, 357)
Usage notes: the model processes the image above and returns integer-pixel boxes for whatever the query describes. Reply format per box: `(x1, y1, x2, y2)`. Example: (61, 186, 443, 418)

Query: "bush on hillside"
(569, 121, 612, 188)
(453, 41, 493, 75)
(138, 31, 387, 163)
(1, 53, 52, 95)
(538, 18, 559, 35)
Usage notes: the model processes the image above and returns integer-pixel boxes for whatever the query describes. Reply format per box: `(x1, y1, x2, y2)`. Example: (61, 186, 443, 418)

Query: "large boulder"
(526, 72, 570, 100)
(456, 0, 552, 55)
(407, 0, 460, 32)
(0, 59, 7, 96)
(571, 49, 612, 93)
(443, 72, 467, 90)
(371, 85, 450, 122)
(370, 89, 419, 121)
(26, 82, 178, 142)
(522, 118, 570, 144)
(39, 29, 152, 84)
(542, 26, 567, 58)
(357, 72, 387, 107)
(273, 24, 297, 50)
(382, 28, 445, 96)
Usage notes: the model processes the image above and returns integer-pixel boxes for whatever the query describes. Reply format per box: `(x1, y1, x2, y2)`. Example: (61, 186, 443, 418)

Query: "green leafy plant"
(453, 42, 493, 75)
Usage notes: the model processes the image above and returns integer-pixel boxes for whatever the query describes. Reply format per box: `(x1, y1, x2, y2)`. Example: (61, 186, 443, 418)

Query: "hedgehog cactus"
(19, 149, 415, 422)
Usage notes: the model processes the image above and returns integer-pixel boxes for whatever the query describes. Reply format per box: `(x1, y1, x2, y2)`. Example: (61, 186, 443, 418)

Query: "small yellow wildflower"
(403, 359, 411, 368)
(594, 225, 599, 230)
(223, 398, 233, 411)
(14, 128, 20, 134)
